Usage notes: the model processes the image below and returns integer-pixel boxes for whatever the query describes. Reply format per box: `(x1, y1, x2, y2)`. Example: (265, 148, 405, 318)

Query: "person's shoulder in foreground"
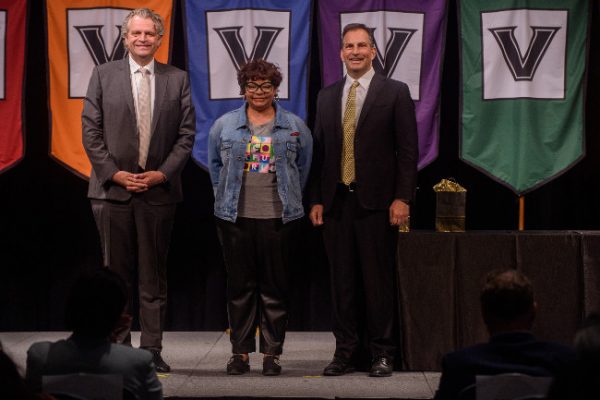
(25, 269, 163, 400)
(434, 269, 576, 400)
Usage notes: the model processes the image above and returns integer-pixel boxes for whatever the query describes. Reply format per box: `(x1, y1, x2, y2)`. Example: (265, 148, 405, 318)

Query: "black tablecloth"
(396, 230, 600, 371)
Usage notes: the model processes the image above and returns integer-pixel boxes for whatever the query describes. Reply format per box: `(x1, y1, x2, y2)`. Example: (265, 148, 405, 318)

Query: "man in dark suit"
(434, 269, 576, 400)
(82, 8, 195, 372)
(308, 23, 418, 377)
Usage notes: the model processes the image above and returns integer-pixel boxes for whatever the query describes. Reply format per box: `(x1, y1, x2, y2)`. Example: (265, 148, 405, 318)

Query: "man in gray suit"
(82, 8, 195, 372)
(26, 269, 163, 399)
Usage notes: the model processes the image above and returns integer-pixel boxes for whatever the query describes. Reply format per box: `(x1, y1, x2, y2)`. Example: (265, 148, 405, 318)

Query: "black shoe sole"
(369, 371, 392, 377)
(262, 369, 281, 376)
(227, 366, 250, 375)
(323, 367, 355, 376)
(227, 369, 249, 375)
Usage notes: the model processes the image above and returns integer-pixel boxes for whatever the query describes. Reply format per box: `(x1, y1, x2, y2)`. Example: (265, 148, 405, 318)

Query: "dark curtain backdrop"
(1, 1, 598, 331)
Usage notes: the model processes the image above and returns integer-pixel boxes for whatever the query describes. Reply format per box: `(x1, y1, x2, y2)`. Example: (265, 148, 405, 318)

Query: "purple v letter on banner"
(319, 0, 447, 170)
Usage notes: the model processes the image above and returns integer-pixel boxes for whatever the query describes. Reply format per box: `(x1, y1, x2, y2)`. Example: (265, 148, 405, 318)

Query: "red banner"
(0, 0, 26, 173)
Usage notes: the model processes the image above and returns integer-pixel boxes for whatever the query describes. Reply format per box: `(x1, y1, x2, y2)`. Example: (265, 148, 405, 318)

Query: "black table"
(396, 230, 600, 371)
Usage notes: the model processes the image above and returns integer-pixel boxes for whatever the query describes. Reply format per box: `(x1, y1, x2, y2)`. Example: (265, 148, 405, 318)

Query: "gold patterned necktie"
(137, 67, 151, 169)
(341, 80, 360, 185)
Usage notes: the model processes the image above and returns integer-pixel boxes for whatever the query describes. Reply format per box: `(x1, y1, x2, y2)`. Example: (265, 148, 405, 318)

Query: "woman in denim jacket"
(208, 59, 312, 376)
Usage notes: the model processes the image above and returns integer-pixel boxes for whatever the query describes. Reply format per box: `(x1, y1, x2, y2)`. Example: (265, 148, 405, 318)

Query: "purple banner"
(319, 0, 447, 169)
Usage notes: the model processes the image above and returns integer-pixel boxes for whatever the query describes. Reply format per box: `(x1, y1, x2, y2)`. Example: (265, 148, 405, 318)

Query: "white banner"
(206, 9, 291, 100)
(67, 7, 131, 98)
(340, 11, 424, 100)
(481, 9, 567, 100)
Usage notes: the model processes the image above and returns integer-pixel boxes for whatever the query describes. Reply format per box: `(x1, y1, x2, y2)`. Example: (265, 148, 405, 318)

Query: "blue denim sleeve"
(207, 118, 224, 195)
(295, 117, 313, 190)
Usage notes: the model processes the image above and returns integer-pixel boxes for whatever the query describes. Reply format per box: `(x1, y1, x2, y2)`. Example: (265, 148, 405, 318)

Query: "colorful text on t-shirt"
(244, 135, 276, 173)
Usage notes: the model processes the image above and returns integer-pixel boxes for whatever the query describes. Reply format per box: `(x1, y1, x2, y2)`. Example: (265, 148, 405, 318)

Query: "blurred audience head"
(0, 344, 39, 400)
(574, 312, 600, 367)
(65, 269, 127, 339)
(547, 313, 600, 400)
(480, 269, 536, 334)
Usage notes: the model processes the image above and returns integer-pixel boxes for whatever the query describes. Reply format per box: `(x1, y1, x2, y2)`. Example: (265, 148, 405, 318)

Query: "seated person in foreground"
(1, 341, 52, 400)
(434, 269, 576, 400)
(25, 269, 163, 400)
(547, 313, 600, 399)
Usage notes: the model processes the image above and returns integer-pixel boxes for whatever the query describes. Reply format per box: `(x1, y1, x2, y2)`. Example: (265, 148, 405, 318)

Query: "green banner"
(459, 0, 589, 194)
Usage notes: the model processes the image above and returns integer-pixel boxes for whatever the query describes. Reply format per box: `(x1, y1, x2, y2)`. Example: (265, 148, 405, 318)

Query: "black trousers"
(322, 186, 398, 361)
(216, 217, 296, 355)
(91, 197, 176, 350)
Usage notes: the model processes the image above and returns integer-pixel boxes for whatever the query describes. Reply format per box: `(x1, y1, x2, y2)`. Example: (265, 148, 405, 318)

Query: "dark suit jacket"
(26, 335, 163, 399)
(308, 73, 418, 211)
(434, 332, 576, 400)
(82, 57, 195, 205)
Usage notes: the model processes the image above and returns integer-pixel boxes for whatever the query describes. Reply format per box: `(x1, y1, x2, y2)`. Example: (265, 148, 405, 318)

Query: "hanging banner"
(0, 0, 26, 174)
(459, 0, 589, 194)
(46, 0, 174, 177)
(184, 0, 312, 168)
(319, 0, 448, 170)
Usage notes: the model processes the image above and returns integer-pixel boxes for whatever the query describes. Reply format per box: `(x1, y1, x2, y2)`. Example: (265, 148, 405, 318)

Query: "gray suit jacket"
(82, 57, 195, 204)
(26, 336, 163, 400)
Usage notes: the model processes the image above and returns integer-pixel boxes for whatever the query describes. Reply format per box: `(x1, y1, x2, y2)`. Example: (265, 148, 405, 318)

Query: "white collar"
(345, 67, 375, 88)
(128, 55, 155, 75)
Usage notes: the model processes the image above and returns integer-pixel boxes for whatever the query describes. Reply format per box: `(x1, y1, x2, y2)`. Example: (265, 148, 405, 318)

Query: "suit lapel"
(356, 73, 384, 134)
(332, 79, 345, 145)
(152, 61, 168, 136)
(120, 58, 136, 119)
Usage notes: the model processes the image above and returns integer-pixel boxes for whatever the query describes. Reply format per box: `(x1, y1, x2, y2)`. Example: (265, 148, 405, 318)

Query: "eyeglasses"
(245, 81, 275, 93)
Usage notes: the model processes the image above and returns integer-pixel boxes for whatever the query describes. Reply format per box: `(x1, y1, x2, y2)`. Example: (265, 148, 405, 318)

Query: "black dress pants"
(216, 217, 296, 355)
(91, 197, 175, 350)
(322, 186, 397, 361)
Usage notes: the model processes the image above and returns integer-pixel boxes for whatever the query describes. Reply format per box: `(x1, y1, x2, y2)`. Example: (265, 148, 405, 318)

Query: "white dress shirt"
(341, 67, 375, 127)
(129, 56, 156, 125)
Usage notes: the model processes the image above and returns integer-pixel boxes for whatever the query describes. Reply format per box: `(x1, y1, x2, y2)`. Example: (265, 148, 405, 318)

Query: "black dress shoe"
(262, 355, 282, 376)
(369, 356, 393, 377)
(227, 354, 250, 375)
(323, 357, 355, 376)
(149, 350, 171, 373)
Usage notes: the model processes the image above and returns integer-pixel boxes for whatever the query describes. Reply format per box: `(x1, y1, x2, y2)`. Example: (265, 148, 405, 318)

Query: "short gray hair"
(121, 8, 164, 39)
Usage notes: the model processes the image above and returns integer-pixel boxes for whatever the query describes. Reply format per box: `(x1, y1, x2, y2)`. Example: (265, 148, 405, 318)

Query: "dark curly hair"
(237, 59, 282, 95)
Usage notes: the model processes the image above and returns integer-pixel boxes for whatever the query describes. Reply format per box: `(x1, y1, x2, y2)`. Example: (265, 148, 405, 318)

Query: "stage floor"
(1, 331, 440, 399)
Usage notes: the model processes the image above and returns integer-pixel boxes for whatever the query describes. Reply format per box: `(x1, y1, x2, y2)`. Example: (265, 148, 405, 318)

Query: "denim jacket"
(208, 103, 313, 223)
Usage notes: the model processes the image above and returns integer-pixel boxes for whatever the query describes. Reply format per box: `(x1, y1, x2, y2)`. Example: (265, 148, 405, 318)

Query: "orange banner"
(46, 0, 174, 177)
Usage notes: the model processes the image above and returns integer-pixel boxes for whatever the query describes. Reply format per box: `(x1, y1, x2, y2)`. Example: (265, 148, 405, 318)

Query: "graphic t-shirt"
(237, 119, 282, 219)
